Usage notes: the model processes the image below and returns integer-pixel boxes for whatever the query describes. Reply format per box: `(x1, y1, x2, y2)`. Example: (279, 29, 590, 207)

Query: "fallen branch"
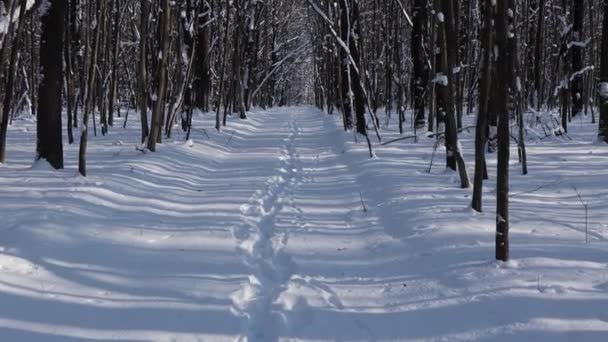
(380, 135, 418, 146)
(359, 190, 367, 212)
(509, 178, 562, 197)
(225, 131, 235, 147)
(571, 185, 589, 244)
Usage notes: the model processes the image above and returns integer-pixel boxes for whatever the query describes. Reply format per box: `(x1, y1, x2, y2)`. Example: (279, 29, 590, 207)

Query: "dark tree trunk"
(0, 0, 26, 162)
(349, 0, 366, 136)
(37, 0, 66, 169)
(534, 0, 545, 111)
(79, 0, 104, 176)
(495, 0, 512, 262)
(64, 0, 75, 144)
(411, 0, 427, 128)
(147, 0, 171, 152)
(239, 0, 257, 119)
(71, 0, 81, 129)
(339, 0, 353, 131)
(600, 0, 608, 142)
(216, 1, 231, 130)
(510, 0, 527, 175)
(108, 0, 121, 127)
(138, 0, 150, 143)
(194, 1, 210, 111)
(338, 0, 366, 136)
(437, 0, 469, 188)
(180, 0, 195, 134)
(472, 0, 494, 212)
(571, 0, 585, 117)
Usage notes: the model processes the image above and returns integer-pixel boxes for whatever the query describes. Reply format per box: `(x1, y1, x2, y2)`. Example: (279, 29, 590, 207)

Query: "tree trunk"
(194, 0, 210, 111)
(79, 0, 104, 176)
(437, 0, 469, 188)
(472, 0, 494, 212)
(37, 0, 66, 169)
(600, 0, 608, 142)
(0, 0, 26, 162)
(138, 0, 150, 143)
(412, 0, 427, 129)
(495, 0, 512, 262)
(534, 0, 545, 111)
(108, 0, 121, 127)
(571, 0, 585, 117)
(147, 0, 171, 152)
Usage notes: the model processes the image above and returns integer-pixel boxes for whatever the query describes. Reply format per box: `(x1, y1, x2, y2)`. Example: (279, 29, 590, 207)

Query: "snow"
(436, 12, 444, 23)
(560, 24, 573, 38)
(432, 73, 449, 86)
(570, 66, 594, 82)
(1, 107, 608, 341)
(37, 0, 51, 18)
(568, 38, 592, 49)
(599, 82, 608, 100)
(0, 0, 36, 36)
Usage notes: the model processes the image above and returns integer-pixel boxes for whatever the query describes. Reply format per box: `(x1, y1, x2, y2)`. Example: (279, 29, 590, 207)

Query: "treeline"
(0, 0, 309, 174)
(309, 0, 608, 141)
(307, 0, 608, 261)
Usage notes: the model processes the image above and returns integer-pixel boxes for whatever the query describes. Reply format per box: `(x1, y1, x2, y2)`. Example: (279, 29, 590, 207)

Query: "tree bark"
(411, 0, 427, 128)
(147, 0, 171, 152)
(0, 0, 25, 162)
(79, 0, 104, 176)
(436, 0, 469, 188)
(194, 0, 210, 111)
(37, 0, 66, 169)
(571, 0, 585, 117)
(138, 0, 150, 143)
(600, 0, 608, 142)
(472, 0, 494, 212)
(495, 0, 512, 261)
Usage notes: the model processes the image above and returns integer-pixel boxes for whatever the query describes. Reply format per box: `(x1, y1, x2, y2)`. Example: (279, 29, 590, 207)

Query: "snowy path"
(231, 115, 303, 341)
(1, 107, 608, 341)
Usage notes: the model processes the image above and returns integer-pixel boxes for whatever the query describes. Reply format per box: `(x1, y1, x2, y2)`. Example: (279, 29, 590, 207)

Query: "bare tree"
(600, 0, 608, 142)
(472, 0, 494, 212)
(37, 0, 66, 169)
(494, 0, 514, 262)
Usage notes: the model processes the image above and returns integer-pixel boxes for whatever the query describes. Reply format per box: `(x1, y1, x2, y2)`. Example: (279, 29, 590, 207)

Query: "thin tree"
(495, 0, 513, 261)
(600, 0, 608, 142)
(571, 0, 585, 117)
(436, 0, 470, 188)
(78, 0, 105, 176)
(411, 0, 427, 128)
(0, 0, 26, 162)
(138, 0, 150, 143)
(147, 0, 171, 152)
(472, 0, 494, 212)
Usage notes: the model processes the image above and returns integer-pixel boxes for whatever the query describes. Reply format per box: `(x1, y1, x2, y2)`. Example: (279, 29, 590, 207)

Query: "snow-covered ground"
(0, 106, 607, 341)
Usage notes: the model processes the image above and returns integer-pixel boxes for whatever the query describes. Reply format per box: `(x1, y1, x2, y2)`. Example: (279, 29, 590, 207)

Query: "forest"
(0, 0, 607, 341)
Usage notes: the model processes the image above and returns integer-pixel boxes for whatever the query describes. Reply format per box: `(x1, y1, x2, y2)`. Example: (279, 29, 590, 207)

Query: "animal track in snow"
(231, 118, 308, 342)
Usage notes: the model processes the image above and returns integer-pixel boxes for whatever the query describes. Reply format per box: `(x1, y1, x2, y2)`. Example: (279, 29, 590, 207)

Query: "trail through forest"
(1, 107, 608, 341)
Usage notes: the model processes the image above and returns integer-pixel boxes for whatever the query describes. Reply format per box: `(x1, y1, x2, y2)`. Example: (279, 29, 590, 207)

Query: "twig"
(509, 178, 562, 197)
(380, 135, 418, 146)
(358, 190, 367, 213)
(571, 184, 589, 244)
(225, 131, 235, 147)
(197, 128, 210, 140)
(427, 141, 440, 173)
(112, 148, 126, 157)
